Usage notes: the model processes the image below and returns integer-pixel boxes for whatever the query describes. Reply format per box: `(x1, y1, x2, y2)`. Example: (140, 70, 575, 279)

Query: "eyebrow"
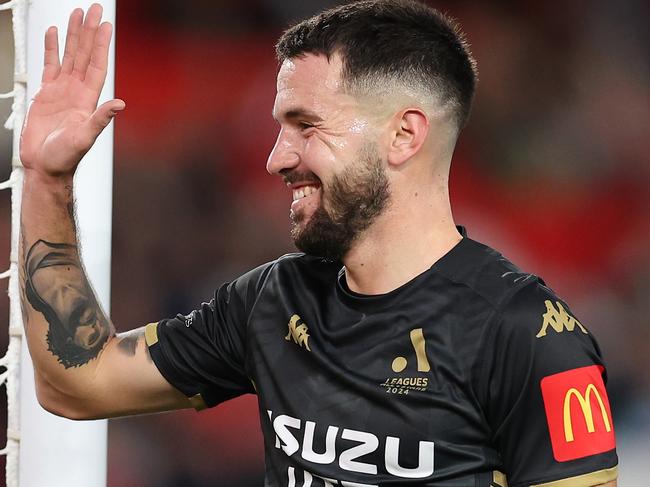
(272, 107, 324, 123)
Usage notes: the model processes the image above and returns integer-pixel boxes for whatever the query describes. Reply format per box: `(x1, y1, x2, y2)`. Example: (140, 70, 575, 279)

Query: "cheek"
(302, 136, 348, 181)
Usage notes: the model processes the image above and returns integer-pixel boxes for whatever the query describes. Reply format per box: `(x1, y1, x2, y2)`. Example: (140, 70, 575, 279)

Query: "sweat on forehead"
(276, 55, 344, 93)
(273, 54, 370, 124)
(273, 53, 409, 123)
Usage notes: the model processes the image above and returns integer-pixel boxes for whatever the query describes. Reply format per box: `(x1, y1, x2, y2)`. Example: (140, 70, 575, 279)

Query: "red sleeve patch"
(540, 365, 616, 462)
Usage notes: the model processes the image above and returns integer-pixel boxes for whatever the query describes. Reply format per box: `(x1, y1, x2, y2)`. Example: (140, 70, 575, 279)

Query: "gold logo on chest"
(381, 328, 431, 395)
(285, 314, 311, 351)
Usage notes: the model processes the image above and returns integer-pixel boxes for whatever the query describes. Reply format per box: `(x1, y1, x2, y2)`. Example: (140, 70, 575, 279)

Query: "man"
(19, 1, 618, 486)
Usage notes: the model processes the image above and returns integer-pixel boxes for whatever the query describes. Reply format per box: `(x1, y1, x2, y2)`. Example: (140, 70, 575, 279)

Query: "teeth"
(292, 185, 318, 201)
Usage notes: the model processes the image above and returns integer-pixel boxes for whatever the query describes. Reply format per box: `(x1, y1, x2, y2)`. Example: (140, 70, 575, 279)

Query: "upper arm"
(36, 261, 272, 420)
(95, 325, 194, 417)
(38, 325, 192, 420)
(136, 262, 275, 410)
(481, 282, 618, 486)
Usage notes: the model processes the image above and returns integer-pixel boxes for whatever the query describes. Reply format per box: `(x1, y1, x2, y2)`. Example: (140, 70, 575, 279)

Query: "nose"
(266, 128, 300, 175)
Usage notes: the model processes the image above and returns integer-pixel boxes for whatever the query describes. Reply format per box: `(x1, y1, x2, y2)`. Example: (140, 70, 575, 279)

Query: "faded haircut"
(276, 0, 478, 130)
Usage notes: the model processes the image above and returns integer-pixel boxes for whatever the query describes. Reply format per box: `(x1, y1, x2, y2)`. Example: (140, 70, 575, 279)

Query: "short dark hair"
(276, 0, 478, 129)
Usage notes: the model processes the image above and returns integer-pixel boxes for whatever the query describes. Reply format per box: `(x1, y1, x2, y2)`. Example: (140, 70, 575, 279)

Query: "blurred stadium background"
(1, 0, 648, 485)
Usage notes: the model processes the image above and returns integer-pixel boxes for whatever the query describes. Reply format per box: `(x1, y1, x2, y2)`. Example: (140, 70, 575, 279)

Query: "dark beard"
(291, 144, 390, 260)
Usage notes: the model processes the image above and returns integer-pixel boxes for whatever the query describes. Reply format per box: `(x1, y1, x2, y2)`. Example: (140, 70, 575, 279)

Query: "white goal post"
(1, 1, 116, 486)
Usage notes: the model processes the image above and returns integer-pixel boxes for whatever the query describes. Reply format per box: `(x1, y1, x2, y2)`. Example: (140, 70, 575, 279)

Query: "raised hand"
(19, 4, 124, 177)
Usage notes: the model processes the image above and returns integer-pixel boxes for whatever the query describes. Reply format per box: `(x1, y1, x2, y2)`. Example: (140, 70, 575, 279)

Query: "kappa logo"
(536, 300, 588, 338)
(285, 314, 311, 351)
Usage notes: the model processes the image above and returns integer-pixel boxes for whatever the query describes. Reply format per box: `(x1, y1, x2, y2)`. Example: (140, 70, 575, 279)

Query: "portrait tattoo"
(23, 240, 111, 368)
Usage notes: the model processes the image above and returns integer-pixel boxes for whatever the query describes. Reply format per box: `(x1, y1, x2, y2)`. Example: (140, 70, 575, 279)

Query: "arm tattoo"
(116, 331, 153, 363)
(116, 334, 138, 356)
(23, 239, 111, 368)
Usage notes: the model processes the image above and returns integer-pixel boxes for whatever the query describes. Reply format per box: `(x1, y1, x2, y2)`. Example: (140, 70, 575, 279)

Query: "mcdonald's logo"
(563, 384, 612, 442)
(541, 365, 616, 462)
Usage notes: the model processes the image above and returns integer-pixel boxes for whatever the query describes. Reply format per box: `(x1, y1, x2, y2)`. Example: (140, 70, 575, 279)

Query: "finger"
(85, 22, 112, 94)
(78, 99, 126, 148)
(72, 3, 103, 80)
(61, 8, 83, 74)
(42, 26, 61, 82)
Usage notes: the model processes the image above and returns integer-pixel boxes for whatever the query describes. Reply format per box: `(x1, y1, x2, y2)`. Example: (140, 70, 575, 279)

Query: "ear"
(387, 108, 429, 167)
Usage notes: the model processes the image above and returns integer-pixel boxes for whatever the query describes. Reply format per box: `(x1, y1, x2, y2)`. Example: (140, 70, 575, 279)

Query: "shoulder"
(497, 279, 582, 338)
(467, 253, 606, 383)
(229, 253, 340, 298)
(436, 236, 544, 312)
(230, 252, 313, 287)
(436, 237, 597, 352)
(260, 252, 341, 283)
(274, 252, 340, 271)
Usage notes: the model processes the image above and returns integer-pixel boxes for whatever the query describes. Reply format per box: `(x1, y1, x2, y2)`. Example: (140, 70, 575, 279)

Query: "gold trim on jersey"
(144, 322, 159, 346)
(189, 393, 208, 411)
(142, 321, 207, 411)
(493, 470, 508, 487)
(530, 465, 617, 487)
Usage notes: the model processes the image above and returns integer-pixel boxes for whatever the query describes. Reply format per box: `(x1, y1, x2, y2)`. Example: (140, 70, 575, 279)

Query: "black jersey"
(146, 233, 618, 487)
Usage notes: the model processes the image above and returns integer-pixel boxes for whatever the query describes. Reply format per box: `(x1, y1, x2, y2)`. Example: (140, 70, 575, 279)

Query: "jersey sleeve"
(479, 281, 618, 487)
(145, 261, 274, 410)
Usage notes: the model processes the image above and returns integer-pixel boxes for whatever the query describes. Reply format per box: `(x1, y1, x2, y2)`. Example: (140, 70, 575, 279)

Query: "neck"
(342, 189, 461, 295)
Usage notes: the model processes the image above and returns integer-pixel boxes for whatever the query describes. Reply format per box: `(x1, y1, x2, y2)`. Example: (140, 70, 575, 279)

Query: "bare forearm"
(21, 171, 78, 254)
(20, 170, 115, 396)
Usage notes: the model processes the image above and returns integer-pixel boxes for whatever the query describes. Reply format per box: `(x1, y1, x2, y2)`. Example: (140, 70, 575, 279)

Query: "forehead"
(277, 53, 343, 91)
(274, 54, 356, 118)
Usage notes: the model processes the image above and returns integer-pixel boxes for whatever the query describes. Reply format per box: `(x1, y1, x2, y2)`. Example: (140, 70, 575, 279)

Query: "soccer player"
(18, 1, 618, 486)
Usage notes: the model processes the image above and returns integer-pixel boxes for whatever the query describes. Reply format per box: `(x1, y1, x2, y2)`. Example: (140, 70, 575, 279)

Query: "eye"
(78, 306, 97, 326)
(298, 121, 315, 131)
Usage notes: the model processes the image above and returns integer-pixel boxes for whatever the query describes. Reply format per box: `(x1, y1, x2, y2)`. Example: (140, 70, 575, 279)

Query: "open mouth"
(292, 184, 321, 202)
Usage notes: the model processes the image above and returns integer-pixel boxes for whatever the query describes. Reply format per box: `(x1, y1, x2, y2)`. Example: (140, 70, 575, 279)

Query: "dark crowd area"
(0, 0, 648, 485)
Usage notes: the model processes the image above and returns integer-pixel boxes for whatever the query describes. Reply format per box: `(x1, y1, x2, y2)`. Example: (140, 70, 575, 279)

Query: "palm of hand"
(22, 76, 98, 174)
(20, 4, 124, 177)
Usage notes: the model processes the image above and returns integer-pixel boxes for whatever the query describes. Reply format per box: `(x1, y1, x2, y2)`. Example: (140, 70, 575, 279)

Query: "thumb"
(79, 99, 126, 148)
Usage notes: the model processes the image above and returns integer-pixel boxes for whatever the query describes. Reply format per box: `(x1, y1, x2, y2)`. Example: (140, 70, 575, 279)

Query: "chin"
(290, 221, 307, 247)
(290, 208, 314, 235)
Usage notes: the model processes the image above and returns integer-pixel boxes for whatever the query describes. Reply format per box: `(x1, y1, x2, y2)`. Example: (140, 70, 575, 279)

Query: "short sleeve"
(146, 262, 274, 409)
(480, 281, 618, 487)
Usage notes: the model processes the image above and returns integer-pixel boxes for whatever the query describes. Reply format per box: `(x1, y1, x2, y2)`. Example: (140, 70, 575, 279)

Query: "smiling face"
(267, 54, 391, 259)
